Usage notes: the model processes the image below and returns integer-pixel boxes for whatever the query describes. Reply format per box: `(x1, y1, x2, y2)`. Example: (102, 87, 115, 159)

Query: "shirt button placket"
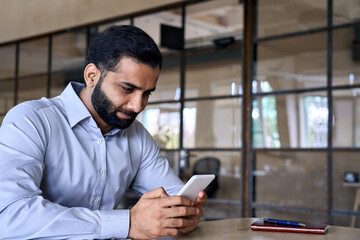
(92, 137, 106, 209)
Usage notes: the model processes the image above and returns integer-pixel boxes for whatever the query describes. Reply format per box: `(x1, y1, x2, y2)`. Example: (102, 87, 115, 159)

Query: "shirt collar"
(60, 82, 92, 128)
(60, 82, 124, 136)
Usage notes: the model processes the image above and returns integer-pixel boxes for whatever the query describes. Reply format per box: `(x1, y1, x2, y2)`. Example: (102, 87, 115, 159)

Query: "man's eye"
(122, 86, 132, 92)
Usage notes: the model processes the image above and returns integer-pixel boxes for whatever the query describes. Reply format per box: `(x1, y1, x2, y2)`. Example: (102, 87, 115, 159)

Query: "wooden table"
(159, 218, 360, 240)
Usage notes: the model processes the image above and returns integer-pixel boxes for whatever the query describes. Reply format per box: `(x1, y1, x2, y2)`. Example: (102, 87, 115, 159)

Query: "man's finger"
(142, 187, 169, 199)
(163, 206, 200, 218)
(164, 217, 194, 228)
(158, 195, 193, 208)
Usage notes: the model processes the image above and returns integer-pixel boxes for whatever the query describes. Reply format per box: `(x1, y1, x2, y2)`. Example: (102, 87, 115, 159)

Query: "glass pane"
(137, 103, 180, 149)
(257, 0, 327, 38)
(184, 98, 241, 148)
(185, 46, 242, 98)
(333, 89, 360, 147)
(19, 38, 48, 76)
(185, 0, 243, 48)
(333, 151, 360, 222)
(52, 30, 87, 72)
(98, 19, 131, 32)
(0, 79, 14, 124)
(254, 151, 327, 210)
(334, 0, 360, 25)
(18, 75, 47, 103)
(184, 150, 241, 220)
(255, 32, 327, 92)
(134, 8, 182, 53)
(333, 27, 360, 86)
(149, 54, 180, 102)
(50, 72, 83, 98)
(253, 92, 328, 148)
(0, 44, 16, 80)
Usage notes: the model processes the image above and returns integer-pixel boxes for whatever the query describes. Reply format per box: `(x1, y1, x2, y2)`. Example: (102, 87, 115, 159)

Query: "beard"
(91, 79, 138, 129)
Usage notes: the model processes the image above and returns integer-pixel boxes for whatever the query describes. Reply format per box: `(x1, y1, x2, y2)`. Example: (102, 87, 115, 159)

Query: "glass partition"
(332, 89, 360, 147)
(333, 27, 360, 87)
(184, 98, 241, 148)
(254, 150, 327, 211)
(185, 46, 242, 98)
(185, 0, 243, 49)
(137, 103, 180, 149)
(0, 44, 16, 80)
(257, 0, 327, 38)
(253, 91, 328, 148)
(333, 0, 360, 25)
(255, 32, 327, 92)
(19, 38, 48, 77)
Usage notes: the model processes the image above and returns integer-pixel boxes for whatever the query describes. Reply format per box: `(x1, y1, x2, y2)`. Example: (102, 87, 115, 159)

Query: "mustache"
(113, 107, 138, 118)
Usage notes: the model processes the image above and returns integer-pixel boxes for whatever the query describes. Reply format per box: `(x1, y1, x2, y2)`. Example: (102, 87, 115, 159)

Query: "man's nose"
(128, 94, 145, 113)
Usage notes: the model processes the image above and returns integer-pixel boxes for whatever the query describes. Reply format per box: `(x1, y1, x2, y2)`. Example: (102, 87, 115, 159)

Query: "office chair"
(192, 157, 220, 198)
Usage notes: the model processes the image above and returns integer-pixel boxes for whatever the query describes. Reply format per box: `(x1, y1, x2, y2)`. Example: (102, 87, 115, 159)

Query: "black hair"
(86, 25, 162, 73)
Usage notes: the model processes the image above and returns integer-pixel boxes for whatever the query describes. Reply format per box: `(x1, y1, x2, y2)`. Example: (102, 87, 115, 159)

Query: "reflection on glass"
(185, 47, 242, 98)
(252, 96, 280, 148)
(253, 92, 328, 148)
(333, 27, 360, 86)
(0, 79, 14, 124)
(98, 19, 131, 32)
(137, 103, 180, 149)
(254, 151, 327, 209)
(333, 0, 360, 25)
(0, 44, 15, 80)
(134, 8, 182, 52)
(257, 0, 327, 38)
(18, 75, 47, 103)
(304, 96, 328, 147)
(149, 54, 180, 102)
(184, 98, 241, 148)
(333, 89, 360, 147)
(185, 0, 243, 48)
(256, 32, 327, 92)
(52, 31, 86, 72)
(19, 38, 48, 76)
(333, 151, 360, 220)
(185, 150, 241, 219)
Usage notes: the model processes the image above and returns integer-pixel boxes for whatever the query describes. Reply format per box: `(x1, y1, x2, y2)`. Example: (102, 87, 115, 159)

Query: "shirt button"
(99, 169, 105, 174)
(97, 139, 102, 144)
(93, 199, 99, 204)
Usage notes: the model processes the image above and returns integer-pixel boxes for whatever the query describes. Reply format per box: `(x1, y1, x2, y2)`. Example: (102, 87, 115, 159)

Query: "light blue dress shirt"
(0, 82, 184, 239)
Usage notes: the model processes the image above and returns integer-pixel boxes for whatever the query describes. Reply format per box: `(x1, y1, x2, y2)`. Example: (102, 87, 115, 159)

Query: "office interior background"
(1, 0, 360, 227)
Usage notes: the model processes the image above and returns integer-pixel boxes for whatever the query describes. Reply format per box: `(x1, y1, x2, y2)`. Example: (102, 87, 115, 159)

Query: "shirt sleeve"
(0, 103, 129, 239)
(129, 121, 184, 196)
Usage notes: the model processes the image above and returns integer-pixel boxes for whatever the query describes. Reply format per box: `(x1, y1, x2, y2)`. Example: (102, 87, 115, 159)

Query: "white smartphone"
(176, 174, 215, 201)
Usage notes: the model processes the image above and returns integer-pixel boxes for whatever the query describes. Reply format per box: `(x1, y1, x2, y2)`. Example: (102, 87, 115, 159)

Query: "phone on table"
(176, 174, 215, 201)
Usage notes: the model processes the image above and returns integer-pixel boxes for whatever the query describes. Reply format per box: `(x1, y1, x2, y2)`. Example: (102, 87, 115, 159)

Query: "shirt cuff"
(99, 209, 129, 239)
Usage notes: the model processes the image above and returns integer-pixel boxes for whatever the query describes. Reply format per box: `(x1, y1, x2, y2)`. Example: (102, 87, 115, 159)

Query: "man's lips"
(116, 111, 133, 119)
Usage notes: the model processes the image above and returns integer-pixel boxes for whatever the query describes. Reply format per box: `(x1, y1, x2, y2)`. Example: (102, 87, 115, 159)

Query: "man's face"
(91, 57, 159, 129)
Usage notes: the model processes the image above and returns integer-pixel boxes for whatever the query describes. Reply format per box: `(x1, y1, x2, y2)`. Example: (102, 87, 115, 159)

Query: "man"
(0, 25, 206, 239)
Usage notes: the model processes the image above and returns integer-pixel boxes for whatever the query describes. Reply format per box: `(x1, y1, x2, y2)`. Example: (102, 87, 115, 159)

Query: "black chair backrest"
(193, 157, 220, 198)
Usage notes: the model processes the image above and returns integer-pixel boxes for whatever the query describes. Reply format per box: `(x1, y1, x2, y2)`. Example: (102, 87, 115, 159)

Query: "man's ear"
(83, 63, 100, 88)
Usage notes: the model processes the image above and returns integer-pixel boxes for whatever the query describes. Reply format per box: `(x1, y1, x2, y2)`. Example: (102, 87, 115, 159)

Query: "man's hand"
(178, 190, 207, 234)
(128, 187, 201, 239)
